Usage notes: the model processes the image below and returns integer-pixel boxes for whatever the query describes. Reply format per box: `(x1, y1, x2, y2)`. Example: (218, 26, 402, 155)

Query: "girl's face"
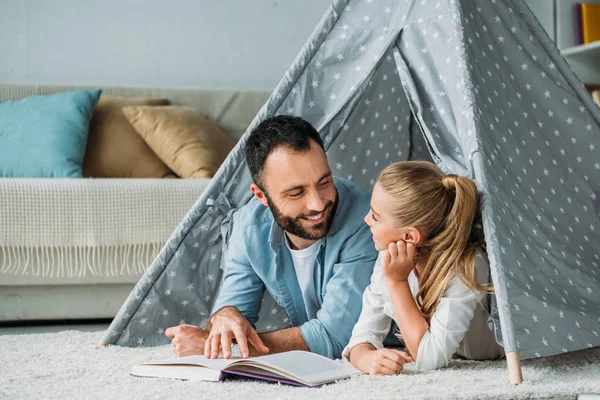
(364, 183, 404, 251)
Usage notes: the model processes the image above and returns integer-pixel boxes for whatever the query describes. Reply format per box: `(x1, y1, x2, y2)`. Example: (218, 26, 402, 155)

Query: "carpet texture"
(1, 330, 599, 400)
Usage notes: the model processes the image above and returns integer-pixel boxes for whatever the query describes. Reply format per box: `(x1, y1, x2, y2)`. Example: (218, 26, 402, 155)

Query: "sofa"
(0, 84, 270, 321)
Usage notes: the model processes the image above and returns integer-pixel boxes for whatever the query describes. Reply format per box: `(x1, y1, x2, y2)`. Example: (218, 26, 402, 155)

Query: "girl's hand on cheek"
(382, 240, 416, 283)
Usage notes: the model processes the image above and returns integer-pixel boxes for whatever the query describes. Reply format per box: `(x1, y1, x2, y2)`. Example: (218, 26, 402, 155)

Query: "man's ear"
(250, 184, 269, 208)
(403, 227, 422, 245)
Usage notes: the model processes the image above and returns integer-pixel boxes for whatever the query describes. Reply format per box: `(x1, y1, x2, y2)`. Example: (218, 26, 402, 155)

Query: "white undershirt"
(285, 235, 321, 320)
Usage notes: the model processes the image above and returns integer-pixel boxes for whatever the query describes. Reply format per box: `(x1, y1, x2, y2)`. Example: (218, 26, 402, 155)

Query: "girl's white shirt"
(342, 249, 504, 371)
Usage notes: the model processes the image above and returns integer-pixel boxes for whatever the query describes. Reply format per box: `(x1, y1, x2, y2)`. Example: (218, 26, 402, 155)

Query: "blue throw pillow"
(0, 89, 102, 178)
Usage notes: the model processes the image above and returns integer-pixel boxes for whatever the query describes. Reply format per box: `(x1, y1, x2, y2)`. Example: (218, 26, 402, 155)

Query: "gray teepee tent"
(101, 0, 600, 383)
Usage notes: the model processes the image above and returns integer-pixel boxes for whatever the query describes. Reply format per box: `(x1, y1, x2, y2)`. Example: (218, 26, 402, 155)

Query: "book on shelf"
(130, 350, 360, 387)
(574, 3, 583, 46)
(580, 3, 600, 44)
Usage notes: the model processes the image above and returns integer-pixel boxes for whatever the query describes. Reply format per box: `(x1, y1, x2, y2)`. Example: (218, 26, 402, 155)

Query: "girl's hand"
(382, 240, 416, 283)
(367, 348, 414, 375)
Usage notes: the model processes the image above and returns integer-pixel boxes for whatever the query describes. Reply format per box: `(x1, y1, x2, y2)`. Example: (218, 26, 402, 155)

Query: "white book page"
(140, 355, 242, 371)
(137, 350, 359, 384)
(235, 351, 359, 383)
(131, 364, 223, 381)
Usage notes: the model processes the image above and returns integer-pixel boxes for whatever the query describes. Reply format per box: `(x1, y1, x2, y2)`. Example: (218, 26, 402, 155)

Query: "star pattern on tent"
(457, 0, 599, 357)
(108, 0, 599, 359)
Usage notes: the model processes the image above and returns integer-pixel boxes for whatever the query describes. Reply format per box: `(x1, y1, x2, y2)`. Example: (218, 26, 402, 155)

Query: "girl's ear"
(250, 184, 269, 208)
(403, 227, 422, 244)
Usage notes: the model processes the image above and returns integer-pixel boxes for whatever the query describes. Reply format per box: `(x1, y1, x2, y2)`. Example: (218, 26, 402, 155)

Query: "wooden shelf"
(561, 41, 600, 85)
(562, 41, 600, 60)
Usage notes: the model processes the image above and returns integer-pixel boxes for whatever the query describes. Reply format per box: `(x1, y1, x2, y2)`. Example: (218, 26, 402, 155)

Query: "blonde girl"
(344, 161, 504, 375)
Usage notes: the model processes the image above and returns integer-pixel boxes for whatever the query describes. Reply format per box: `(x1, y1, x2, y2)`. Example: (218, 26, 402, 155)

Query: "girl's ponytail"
(417, 174, 484, 321)
(377, 162, 491, 323)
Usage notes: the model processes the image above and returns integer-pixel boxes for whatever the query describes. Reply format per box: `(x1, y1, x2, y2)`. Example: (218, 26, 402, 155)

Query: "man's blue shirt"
(211, 177, 378, 359)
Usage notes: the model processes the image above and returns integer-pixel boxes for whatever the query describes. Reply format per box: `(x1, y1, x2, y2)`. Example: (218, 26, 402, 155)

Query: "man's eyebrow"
(281, 172, 332, 193)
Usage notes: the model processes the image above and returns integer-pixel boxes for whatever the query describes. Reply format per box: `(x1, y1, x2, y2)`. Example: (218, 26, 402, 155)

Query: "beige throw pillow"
(122, 105, 236, 178)
(83, 96, 175, 178)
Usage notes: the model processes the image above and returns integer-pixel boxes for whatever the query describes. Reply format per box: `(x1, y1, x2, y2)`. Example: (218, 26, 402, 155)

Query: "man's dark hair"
(245, 115, 325, 190)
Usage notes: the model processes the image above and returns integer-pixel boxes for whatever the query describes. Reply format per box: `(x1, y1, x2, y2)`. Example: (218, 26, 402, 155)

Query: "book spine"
(557, 0, 594, 49)
(575, 3, 583, 45)
(581, 3, 600, 44)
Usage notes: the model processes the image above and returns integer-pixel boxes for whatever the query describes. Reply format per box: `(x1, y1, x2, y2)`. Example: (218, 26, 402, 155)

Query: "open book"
(131, 350, 360, 387)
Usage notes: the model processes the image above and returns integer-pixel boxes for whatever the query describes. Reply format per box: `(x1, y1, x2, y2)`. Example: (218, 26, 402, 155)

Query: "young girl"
(344, 161, 504, 375)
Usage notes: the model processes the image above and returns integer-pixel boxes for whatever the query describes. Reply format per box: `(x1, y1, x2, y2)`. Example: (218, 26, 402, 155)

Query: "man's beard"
(265, 191, 339, 241)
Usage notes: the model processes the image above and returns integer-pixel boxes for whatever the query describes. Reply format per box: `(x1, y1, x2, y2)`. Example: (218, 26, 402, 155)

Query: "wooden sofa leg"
(506, 351, 523, 384)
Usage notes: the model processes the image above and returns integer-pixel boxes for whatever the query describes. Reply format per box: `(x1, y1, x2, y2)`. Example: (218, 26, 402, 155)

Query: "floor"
(0, 320, 110, 335)
(0, 321, 589, 400)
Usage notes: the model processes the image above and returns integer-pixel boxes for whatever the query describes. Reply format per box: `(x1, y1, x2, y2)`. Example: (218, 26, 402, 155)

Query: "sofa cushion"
(0, 89, 101, 178)
(123, 105, 236, 178)
(83, 96, 175, 178)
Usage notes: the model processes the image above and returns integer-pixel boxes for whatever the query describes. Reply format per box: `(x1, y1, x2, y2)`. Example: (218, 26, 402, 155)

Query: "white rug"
(2, 330, 599, 400)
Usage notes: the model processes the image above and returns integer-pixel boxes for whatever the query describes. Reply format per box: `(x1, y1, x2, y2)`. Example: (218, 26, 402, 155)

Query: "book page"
(255, 351, 345, 376)
(231, 351, 359, 383)
(137, 350, 359, 385)
(141, 355, 242, 371)
(131, 364, 224, 382)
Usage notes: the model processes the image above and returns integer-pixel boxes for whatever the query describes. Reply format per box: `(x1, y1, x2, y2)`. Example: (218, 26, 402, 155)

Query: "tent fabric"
(102, 0, 600, 362)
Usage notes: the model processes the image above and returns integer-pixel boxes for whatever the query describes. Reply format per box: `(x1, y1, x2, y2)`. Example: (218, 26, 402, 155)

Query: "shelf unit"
(561, 41, 600, 85)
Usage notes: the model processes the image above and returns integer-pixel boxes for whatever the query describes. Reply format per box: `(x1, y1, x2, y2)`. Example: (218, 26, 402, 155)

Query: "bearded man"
(166, 115, 377, 360)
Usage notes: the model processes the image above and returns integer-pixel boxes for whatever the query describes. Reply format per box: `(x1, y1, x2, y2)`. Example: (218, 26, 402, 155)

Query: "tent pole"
(506, 352, 523, 384)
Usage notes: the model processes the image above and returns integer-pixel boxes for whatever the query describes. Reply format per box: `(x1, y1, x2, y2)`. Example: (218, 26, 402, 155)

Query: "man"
(166, 115, 377, 360)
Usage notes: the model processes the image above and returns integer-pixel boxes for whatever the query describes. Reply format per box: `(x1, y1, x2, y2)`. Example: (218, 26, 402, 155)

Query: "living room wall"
(0, 0, 566, 90)
(0, 0, 329, 90)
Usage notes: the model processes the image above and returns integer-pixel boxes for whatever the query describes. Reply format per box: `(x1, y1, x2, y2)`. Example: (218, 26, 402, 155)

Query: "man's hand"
(382, 240, 416, 284)
(205, 306, 269, 359)
(165, 324, 209, 357)
(366, 348, 414, 375)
